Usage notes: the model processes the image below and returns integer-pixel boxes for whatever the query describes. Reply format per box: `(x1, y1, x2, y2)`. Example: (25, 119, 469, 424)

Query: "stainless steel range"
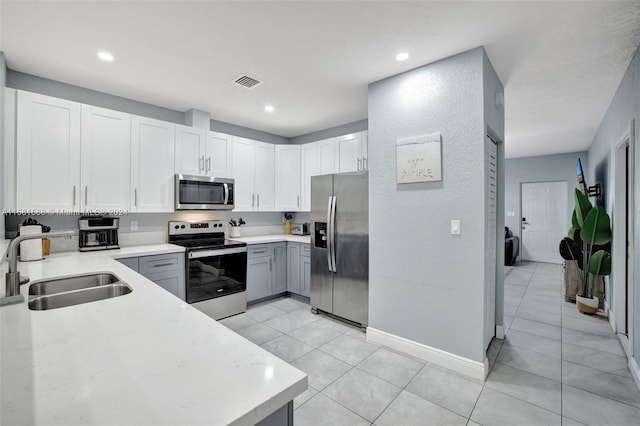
(168, 220, 247, 319)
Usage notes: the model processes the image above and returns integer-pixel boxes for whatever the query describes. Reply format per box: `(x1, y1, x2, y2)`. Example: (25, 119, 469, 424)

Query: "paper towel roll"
(20, 225, 43, 261)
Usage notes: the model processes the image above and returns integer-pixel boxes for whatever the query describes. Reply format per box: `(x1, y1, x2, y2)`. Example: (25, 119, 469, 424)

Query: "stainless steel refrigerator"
(310, 171, 368, 327)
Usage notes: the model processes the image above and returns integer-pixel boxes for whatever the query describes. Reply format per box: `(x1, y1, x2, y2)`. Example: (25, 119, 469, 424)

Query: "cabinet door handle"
(206, 156, 211, 172)
(269, 258, 272, 271)
(363, 157, 367, 169)
(257, 194, 260, 209)
(134, 188, 138, 207)
(357, 157, 362, 170)
(199, 156, 205, 173)
(252, 194, 255, 208)
(72, 186, 76, 206)
(297, 195, 300, 207)
(151, 262, 175, 268)
(252, 249, 267, 254)
(84, 186, 88, 207)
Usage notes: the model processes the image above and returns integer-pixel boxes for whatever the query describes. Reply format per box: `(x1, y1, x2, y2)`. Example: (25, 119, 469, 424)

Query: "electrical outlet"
(131, 221, 138, 231)
(451, 220, 461, 235)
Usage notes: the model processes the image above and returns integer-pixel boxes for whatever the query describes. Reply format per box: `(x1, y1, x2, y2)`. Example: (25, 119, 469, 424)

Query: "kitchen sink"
(29, 284, 132, 311)
(28, 273, 132, 311)
(29, 273, 120, 295)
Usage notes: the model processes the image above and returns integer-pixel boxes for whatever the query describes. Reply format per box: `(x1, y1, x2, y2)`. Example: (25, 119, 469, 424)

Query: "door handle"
(206, 156, 211, 173)
(330, 196, 337, 273)
(134, 188, 138, 207)
(297, 194, 300, 208)
(84, 186, 88, 207)
(252, 193, 255, 208)
(72, 186, 76, 206)
(357, 157, 362, 171)
(257, 194, 260, 209)
(223, 183, 229, 205)
(363, 157, 367, 169)
(269, 258, 272, 271)
(326, 197, 332, 272)
(199, 156, 204, 173)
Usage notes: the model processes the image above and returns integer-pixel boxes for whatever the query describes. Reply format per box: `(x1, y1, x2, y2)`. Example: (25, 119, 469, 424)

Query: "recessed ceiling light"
(396, 52, 409, 61)
(97, 51, 114, 62)
(265, 105, 275, 113)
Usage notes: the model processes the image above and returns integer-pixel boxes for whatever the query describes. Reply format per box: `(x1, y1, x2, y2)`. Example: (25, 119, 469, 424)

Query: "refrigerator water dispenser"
(314, 222, 327, 248)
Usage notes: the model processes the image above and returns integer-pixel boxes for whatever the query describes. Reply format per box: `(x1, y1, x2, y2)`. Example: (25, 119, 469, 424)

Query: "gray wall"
(585, 45, 640, 360)
(368, 47, 489, 363)
(290, 119, 368, 144)
(0, 52, 6, 239)
(504, 151, 588, 244)
(483, 51, 506, 330)
(6, 70, 287, 144)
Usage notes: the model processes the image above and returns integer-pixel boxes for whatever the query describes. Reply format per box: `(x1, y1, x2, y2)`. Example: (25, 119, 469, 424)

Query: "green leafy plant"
(559, 189, 612, 299)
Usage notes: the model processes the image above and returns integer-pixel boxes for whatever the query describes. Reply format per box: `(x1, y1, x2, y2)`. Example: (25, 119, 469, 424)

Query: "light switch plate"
(451, 220, 461, 235)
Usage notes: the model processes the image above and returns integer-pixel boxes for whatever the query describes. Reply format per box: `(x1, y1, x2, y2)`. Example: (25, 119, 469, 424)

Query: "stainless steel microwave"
(175, 174, 234, 210)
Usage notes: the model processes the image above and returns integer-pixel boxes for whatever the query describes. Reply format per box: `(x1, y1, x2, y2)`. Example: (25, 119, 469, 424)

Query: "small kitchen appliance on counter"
(291, 223, 310, 235)
(78, 216, 120, 252)
(168, 220, 248, 319)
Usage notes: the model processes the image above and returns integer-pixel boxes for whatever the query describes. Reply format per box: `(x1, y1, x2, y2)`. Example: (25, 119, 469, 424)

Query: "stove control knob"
(181, 225, 186, 229)
(174, 225, 179, 229)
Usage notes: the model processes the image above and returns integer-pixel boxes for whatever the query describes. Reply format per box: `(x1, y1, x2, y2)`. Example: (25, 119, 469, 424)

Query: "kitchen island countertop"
(0, 243, 307, 425)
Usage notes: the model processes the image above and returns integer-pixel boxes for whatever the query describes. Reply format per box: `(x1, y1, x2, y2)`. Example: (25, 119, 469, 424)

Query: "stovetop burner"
(168, 220, 247, 251)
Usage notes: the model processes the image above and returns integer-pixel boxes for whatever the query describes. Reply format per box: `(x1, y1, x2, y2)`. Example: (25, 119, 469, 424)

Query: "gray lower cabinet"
(247, 243, 287, 303)
(117, 252, 185, 300)
(301, 244, 311, 297)
(287, 242, 310, 297)
(287, 243, 301, 294)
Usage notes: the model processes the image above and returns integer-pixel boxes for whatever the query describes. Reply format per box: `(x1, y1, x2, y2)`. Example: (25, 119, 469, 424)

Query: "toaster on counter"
(291, 223, 310, 235)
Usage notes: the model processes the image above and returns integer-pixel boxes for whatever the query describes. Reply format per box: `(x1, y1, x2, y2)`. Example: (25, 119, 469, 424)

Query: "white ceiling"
(1, 1, 639, 158)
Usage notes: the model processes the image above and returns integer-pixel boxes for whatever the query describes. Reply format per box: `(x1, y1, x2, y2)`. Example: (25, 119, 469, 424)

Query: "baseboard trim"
(496, 325, 505, 340)
(366, 327, 486, 381)
(605, 301, 616, 333)
(630, 356, 640, 391)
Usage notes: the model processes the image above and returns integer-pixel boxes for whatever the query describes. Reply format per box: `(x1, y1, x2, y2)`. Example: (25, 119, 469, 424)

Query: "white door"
(131, 116, 175, 212)
(254, 142, 275, 211)
(207, 132, 233, 178)
(81, 105, 131, 212)
(275, 145, 301, 211)
(232, 137, 256, 211)
(175, 125, 205, 176)
(484, 137, 497, 349)
(16, 91, 81, 211)
(301, 142, 319, 211)
(336, 133, 362, 173)
(521, 181, 568, 263)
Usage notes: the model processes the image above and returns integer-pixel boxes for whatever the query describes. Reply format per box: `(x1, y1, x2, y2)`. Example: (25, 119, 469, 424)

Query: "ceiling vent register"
(232, 74, 263, 89)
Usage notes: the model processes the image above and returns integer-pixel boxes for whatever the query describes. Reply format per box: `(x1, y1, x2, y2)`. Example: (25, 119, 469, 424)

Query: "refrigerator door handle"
(330, 196, 337, 273)
(326, 196, 333, 272)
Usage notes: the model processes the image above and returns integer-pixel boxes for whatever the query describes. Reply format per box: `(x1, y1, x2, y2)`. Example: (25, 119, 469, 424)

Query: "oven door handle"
(189, 247, 247, 259)
(223, 183, 229, 205)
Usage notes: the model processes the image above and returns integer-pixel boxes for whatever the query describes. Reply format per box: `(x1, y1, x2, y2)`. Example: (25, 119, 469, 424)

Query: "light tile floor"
(219, 262, 640, 425)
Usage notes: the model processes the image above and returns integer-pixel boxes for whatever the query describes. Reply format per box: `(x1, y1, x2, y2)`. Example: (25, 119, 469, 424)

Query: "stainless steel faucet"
(1, 231, 74, 306)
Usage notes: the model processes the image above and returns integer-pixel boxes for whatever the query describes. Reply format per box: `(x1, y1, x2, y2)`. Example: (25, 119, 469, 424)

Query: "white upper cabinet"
(232, 137, 275, 211)
(175, 125, 206, 176)
(275, 145, 301, 211)
(131, 115, 175, 212)
(336, 132, 367, 173)
(254, 142, 276, 211)
(318, 138, 337, 175)
(231, 137, 256, 211)
(175, 126, 233, 178)
(16, 91, 81, 211)
(80, 105, 131, 211)
(206, 132, 233, 178)
(300, 142, 319, 211)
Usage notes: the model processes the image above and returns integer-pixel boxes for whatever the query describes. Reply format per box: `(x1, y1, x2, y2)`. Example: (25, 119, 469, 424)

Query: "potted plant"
(559, 189, 612, 314)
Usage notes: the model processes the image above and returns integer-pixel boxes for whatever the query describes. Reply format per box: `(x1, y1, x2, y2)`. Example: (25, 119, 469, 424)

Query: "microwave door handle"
(223, 183, 229, 205)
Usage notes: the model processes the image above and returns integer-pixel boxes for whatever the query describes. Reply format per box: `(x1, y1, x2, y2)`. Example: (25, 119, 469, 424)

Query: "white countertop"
(229, 234, 310, 245)
(0, 243, 307, 425)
